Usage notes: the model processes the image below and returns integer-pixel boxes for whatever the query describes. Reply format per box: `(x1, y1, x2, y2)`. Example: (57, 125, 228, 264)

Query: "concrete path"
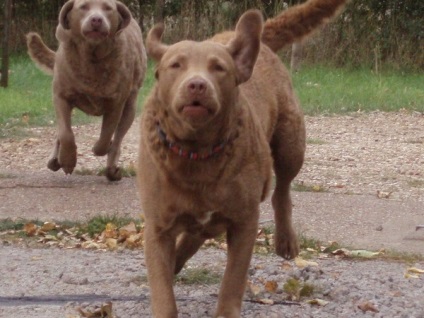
(1, 170, 422, 255)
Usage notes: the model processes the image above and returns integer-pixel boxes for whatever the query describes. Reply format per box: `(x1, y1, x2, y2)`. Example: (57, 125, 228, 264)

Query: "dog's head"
(58, 0, 132, 43)
(147, 10, 263, 132)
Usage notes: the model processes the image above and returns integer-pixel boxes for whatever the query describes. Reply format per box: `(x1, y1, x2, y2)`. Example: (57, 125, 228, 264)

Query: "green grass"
(0, 56, 155, 137)
(175, 268, 221, 285)
(292, 65, 424, 115)
(1, 57, 423, 138)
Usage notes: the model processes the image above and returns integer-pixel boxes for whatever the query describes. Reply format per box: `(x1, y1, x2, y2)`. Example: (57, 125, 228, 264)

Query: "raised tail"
(261, 0, 348, 52)
(26, 32, 55, 75)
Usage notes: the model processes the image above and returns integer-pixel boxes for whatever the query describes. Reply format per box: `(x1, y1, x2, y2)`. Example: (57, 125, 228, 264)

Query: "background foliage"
(0, 0, 423, 70)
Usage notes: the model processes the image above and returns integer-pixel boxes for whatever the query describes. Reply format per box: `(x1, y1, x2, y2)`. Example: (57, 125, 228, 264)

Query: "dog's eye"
(103, 5, 113, 11)
(213, 63, 226, 72)
(170, 62, 181, 69)
(79, 4, 89, 11)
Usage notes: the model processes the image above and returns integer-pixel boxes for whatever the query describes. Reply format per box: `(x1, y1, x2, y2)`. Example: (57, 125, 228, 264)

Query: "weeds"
(283, 278, 316, 300)
(175, 268, 221, 285)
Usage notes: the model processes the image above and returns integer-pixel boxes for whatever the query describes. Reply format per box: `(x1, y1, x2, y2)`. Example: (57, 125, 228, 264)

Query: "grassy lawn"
(1, 56, 423, 137)
(0, 56, 155, 137)
(292, 65, 424, 115)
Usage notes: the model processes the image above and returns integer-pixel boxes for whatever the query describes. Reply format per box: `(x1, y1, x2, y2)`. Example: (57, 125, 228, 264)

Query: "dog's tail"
(261, 0, 348, 52)
(26, 32, 55, 75)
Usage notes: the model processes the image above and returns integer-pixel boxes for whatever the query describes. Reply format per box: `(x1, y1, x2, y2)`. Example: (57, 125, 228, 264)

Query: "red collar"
(156, 124, 227, 160)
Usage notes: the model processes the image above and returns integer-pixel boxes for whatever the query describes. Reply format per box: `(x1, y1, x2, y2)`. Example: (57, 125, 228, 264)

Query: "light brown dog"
(138, 0, 347, 316)
(26, 0, 146, 181)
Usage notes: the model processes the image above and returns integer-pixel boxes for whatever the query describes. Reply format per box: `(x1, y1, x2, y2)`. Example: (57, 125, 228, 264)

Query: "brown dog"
(138, 0, 347, 316)
(26, 0, 146, 181)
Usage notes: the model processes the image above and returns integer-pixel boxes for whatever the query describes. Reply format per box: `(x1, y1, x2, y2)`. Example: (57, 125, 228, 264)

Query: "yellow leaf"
(247, 281, 262, 296)
(24, 223, 38, 236)
(264, 280, 278, 293)
(349, 250, 383, 258)
(406, 267, 424, 274)
(102, 223, 118, 239)
(120, 222, 137, 233)
(105, 238, 118, 250)
(294, 257, 318, 268)
(21, 114, 30, 124)
(307, 298, 329, 306)
(41, 222, 56, 232)
(404, 272, 420, 279)
(125, 233, 143, 248)
(258, 298, 274, 305)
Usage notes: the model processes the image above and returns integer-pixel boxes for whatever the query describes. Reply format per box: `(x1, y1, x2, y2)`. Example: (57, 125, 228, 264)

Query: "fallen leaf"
(404, 273, 420, 279)
(264, 280, 278, 293)
(294, 257, 318, 268)
(247, 282, 262, 296)
(358, 301, 379, 313)
(24, 223, 38, 236)
(376, 190, 392, 199)
(349, 249, 383, 258)
(281, 261, 292, 270)
(41, 222, 57, 232)
(120, 222, 137, 233)
(306, 298, 329, 306)
(102, 223, 118, 239)
(406, 267, 424, 274)
(78, 302, 113, 317)
(105, 238, 118, 250)
(258, 298, 274, 305)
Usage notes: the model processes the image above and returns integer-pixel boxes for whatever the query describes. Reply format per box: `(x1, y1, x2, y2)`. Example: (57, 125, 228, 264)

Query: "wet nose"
(90, 15, 103, 28)
(187, 77, 207, 95)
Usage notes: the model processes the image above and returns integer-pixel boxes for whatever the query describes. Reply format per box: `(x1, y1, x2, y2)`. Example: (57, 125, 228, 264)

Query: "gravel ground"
(1, 111, 423, 317)
(0, 246, 423, 318)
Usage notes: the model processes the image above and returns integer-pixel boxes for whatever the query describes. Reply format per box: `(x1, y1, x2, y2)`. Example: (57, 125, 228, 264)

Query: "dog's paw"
(92, 141, 111, 156)
(105, 166, 122, 181)
(275, 231, 299, 260)
(58, 146, 77, 175)
(47, 158, 61, 171)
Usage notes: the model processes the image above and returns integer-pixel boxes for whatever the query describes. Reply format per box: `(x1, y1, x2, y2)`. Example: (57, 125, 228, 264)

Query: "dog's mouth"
(84, 30, 109, 40)
(181, 101, 212, 118)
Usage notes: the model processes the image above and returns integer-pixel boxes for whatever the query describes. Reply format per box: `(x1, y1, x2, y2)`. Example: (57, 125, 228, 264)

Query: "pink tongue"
(182, 105, 209, 118)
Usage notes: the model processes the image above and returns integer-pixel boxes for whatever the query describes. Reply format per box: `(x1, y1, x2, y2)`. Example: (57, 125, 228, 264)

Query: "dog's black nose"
(187, 77, 207, 95)
(90, 15, 103, 28)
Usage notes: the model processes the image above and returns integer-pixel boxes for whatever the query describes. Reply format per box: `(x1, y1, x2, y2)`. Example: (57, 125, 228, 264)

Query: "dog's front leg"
(52, 94, 77, 174)
(215, 218, 258, 318)
(92, 104, 123, 157)
(105, 93, 137, 181)
(144, 222, 178, 318)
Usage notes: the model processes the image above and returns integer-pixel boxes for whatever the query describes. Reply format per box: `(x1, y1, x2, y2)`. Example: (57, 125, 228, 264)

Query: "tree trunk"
(1, 0, 12, 88)
(290, 42, 303, 73)
(154, 0, 165, 24)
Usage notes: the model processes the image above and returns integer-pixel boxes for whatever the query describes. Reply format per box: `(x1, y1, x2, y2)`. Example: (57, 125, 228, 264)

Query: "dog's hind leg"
(174, 232, 206, 274)
(105, 92, 136, 181)
(47, 138, 61, 171)
(270, 109, 305, 259)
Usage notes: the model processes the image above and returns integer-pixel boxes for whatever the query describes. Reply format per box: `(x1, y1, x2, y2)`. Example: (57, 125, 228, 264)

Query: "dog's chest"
(196, 210, 216, 225)
(65, 52, 128, 99)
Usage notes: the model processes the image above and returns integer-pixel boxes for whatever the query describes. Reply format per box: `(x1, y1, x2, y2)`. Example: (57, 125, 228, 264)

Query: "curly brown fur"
(26, 0, 147, 181)
(262, 0, 349, 52)
(138, 0, 347, 317)
(26, 33, 55, 75)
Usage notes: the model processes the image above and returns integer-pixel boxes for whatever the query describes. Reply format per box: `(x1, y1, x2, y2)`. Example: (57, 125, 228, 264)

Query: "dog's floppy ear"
(226, 10, 263, 84)
(59, 0, 75, 30)
(116, 1, 132, 32)
(146, 23, 169, 62)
